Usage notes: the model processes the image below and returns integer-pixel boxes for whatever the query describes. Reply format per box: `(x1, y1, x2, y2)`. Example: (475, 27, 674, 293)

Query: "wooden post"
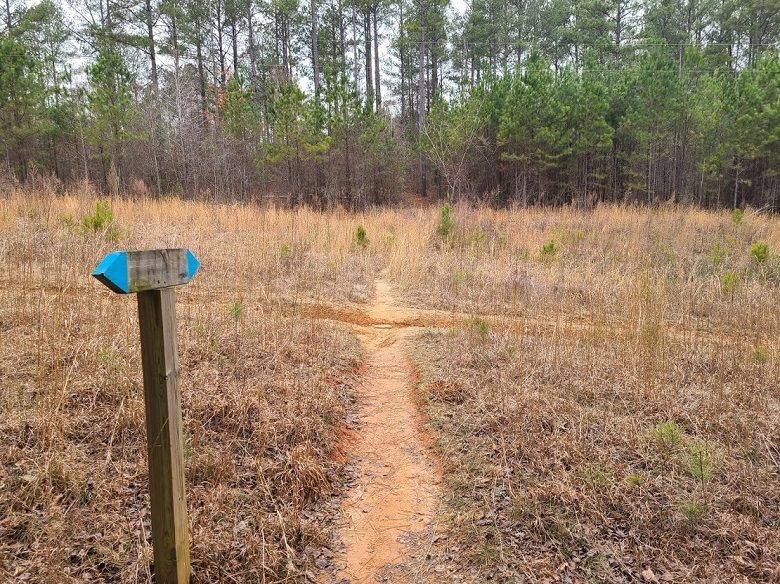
(92, 249, 199, 584)
(138, 288, 190, 583)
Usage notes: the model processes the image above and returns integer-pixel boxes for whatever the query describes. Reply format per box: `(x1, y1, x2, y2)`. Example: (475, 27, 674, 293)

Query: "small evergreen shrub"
(228, 299, 243, 321)
(749, 241, 769, 263)
(709, 243, 727, 268)
(681, 500, 705, 523)
(81, 200, 119, 240)
(379, 232, 396, 245)
(731, 208, 744, 225)
(687, 445, 713, 482)
(353, 225, 369, 248)
(497, 230, 509, 247)
(97, 346, 122, 372)
(720, 270, 740, 296)
(540, 240, 558, 257)
(579, 463, 611, 487)
(649, 421, 682, 449)
(751, 345, 768, 363)
(58, 213, 75, 228)
(437, 203, 454, 238)
(81, 200, 114, 232)
(626, 473, 645, 487)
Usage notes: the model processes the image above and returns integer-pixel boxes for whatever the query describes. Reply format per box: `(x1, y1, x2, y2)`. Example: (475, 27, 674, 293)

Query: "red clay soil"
(332, 278, 441, 583)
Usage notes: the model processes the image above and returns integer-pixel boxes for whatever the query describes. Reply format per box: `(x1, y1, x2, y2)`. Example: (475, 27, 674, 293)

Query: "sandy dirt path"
(333, 278, 440, 583)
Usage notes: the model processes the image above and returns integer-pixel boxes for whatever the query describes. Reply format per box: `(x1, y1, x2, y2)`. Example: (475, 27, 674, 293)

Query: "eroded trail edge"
(334, 278, 440, 583)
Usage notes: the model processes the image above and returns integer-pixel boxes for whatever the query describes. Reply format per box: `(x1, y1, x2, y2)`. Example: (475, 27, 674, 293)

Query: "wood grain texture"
(128, 249, 189, 292)
(137, 288, 191, 584)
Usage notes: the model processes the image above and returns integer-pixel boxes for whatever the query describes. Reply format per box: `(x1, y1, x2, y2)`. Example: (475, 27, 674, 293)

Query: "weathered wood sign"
(92, 249, 200, 294)
(92, 248, 200, 584)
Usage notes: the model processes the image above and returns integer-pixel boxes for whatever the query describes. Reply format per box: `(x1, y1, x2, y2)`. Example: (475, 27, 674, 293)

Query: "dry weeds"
(412, 323, 779, 582)
(388, 204, 780, 340)
(2, 190, 779, 583)
(0, 191, 368, 582)
(402, 206, 780, 583)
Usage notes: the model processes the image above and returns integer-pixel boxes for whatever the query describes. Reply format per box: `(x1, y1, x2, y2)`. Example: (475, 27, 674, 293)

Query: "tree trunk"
(282, 16, 291, 77)
(170, 5, 180, 93)
(417, 0, 426, 197)
(339, 0, 352, 201)
(247, 1, 257, 82)
(399, 0, 406, 121)
(79, 116, 90, 181)
(364, 6, 373, 109)
(231, 15, 238, 75)
(311, 0, 321, 95)
(431, 34, 438, 98)
(274, 12, 280, 64)
(144, 0, 159, 97)
(216, 0, 226, 85)
(372, 2, 381, 109)
(351, 8, 360, 87)
(196, 41, 207, 118)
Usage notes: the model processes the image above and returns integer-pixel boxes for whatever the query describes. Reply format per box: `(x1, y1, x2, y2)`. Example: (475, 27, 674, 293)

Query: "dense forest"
(0, 0, 778, 207)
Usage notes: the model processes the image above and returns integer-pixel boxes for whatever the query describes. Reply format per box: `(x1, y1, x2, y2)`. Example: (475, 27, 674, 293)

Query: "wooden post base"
(137, 288, 191, 584)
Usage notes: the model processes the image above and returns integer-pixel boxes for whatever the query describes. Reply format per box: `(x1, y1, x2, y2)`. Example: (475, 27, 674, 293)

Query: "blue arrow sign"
(92, 251, 130, 293)
(92, 249, 200, 294)
(185, 249, 200, 281)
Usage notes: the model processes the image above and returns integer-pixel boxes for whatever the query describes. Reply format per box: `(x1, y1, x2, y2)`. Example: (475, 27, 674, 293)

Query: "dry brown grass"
(2, 191, 779, 582)
(403, 207, 780, 582)
(388, 204, 780, 339)
(0, 191, 371, 582)
(412, 325, 779, 582)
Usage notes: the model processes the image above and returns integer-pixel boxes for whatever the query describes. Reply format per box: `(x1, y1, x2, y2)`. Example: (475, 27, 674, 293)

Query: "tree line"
(0, 0, 778, 208)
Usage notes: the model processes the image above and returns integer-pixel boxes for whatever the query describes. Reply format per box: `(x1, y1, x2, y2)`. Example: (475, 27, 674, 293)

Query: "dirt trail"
(333, 278, 439, 583)
(294, 297, 768, 346)
(316, 276, 760, 581)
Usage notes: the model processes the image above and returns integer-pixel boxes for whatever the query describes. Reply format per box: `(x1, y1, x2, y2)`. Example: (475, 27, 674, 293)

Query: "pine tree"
(0, 33, 47, 179)
(86, 41, 136, 190)
(726, 56, 780, 208)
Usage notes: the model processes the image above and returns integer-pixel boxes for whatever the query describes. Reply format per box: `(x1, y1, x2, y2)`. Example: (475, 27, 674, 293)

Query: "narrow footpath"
(333, 278, 440, 583)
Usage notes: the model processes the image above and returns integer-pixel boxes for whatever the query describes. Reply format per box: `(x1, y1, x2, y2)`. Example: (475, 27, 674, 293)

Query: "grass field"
(1, 189, 778, 582)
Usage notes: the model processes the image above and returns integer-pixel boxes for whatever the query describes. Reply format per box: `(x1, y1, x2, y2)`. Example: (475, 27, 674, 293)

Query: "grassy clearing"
(395, 204, 780, 582)
(388, 204, 780, 338)
(2, 190, 779, 582)
(0, 192, 365, 581)
(411, 319, 779, 581)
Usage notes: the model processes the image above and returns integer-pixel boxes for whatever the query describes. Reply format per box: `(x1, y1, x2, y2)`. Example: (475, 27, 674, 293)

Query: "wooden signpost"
(92, 249, 200, 584)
